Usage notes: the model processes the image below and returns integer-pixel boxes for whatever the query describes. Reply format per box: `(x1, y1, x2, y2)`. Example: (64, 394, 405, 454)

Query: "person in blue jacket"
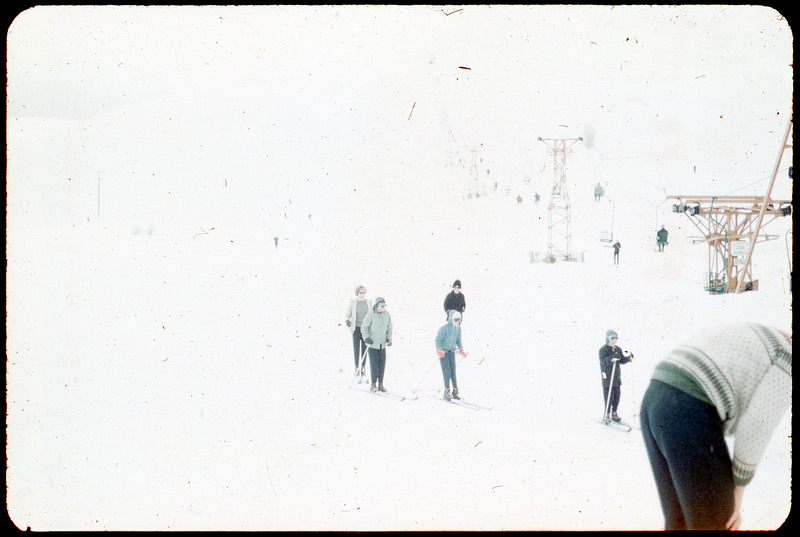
(361, 297, 393, 393)
(436, 310, 467, 400)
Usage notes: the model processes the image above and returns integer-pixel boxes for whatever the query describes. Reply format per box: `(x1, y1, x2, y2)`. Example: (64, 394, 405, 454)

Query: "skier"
(599, 329, 633, 423)
(360, 297, 392, 393)
(443, 280, 466, 321)
(656, 226, 669, 252)
(274, 236, 279, 249)
(613, 240, 621, 266)
(639, 323, 791, 530)
(344, 285, 372, 377)
(435, 310, 467, 400)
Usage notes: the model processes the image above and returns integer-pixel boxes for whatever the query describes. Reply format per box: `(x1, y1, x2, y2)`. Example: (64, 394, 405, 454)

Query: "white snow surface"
(7, 161, 792, 531)
(6, 5, 792, 532)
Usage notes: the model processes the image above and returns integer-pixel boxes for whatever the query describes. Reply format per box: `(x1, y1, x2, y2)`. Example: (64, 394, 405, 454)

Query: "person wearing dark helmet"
(599, 329, 633, 423)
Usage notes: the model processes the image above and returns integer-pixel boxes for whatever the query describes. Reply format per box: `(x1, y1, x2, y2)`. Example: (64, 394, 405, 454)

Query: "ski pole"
(359, 346, 369, 371)
(603, 359, 618, 422)
(413, 355, 440, 393)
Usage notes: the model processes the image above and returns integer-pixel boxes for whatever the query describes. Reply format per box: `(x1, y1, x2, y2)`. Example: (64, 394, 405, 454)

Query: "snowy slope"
(6, 5, 792, 531)
(7, 133, 792, 530)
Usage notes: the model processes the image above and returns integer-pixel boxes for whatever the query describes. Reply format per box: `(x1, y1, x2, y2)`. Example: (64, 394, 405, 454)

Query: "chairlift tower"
(667, 118, 792, 294)
(538, 136, 583, 261)
(467, 146, 486, 199)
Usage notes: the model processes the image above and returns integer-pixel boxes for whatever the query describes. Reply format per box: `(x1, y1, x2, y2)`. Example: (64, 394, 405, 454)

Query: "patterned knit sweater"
(651, 323, 792, 486)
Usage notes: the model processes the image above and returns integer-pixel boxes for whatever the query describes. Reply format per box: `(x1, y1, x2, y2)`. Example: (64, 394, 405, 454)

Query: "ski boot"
(443, 388, 452, 401)
(370, 382, 377, 393)
(378, 383, 387, 393)
(611, 411, 622, 423)
(451, 388, 461, 400)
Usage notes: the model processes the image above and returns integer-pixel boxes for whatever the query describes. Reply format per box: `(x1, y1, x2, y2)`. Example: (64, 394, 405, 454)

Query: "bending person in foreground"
(639, 322, 791, 530)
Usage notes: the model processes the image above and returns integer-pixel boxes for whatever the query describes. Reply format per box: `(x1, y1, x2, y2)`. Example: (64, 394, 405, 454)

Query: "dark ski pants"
(352, 327, 367, 369)
(639, 379, 734, 530)
(439, 351, 458, 390)
(601, 383, 621, 414)
(368, 348, 387, 385)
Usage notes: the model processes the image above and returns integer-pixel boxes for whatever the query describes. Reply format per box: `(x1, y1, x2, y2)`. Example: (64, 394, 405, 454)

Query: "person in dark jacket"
(599, 329, 633, 422)
(443, 280, 466, 321)
(656, 226, 669, 252)
(613, 241, 621, 266)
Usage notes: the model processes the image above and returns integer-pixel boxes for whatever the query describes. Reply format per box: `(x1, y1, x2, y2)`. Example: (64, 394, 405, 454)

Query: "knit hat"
(453, 280, 462, 289)
(606, 329, 618, 342)
(374, 297, 386, 310)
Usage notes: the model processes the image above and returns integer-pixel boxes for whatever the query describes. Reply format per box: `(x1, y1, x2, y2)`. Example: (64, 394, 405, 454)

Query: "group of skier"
(344, 283, 791, 531)
(344, 280, 468, 399)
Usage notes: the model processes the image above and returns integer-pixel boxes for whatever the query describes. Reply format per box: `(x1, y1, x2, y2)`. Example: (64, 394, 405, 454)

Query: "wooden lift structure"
(667, 118, 792, 294)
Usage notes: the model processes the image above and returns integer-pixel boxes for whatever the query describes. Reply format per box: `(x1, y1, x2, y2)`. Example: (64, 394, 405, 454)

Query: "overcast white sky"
(7, 5, 793, 207)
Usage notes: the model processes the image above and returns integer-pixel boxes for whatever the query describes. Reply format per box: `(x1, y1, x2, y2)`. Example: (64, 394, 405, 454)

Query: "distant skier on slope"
(435, 310, 467, 401)
(443, 279, 466, 321)
(599, 329, 633, 423)
(639, 323, 791, 530)
(613, 241, 621, 266)
(360, 297, 393, 393)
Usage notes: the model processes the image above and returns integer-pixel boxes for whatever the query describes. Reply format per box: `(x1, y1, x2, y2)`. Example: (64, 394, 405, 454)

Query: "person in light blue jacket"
(361, 297, 392, 393)
(435, 310, 467, 400)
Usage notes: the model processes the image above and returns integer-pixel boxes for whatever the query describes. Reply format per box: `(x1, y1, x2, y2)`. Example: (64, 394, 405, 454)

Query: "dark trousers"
(439, 351, 458, 390)
(368, 348, 386, 384)
(352, 327, 367, 369)
(640, 380, 734, 530)
(602, 383, 621, 413)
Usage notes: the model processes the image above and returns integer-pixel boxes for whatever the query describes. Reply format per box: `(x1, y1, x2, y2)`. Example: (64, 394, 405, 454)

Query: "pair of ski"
(442, 395, 491, 411)
(351, 348, 419, 400)
(355, 347, 369, 384)
(350, 382, 419, 401)
(598, 359, 633, 432)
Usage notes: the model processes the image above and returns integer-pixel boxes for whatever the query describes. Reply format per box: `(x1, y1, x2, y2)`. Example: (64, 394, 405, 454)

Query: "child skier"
(443, 280, 466, 321)
(599, 329, 633, 422)
(436, 310, 467, 400)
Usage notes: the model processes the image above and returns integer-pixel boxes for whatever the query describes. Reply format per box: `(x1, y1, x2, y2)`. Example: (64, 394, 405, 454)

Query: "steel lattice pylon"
(667, 195, 791, 293)
(667, 115, 792, 294)
(538, 136, 582, 261)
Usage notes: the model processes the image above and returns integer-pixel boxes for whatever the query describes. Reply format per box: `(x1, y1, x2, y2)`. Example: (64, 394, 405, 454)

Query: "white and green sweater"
(651, 323, 791, 486)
